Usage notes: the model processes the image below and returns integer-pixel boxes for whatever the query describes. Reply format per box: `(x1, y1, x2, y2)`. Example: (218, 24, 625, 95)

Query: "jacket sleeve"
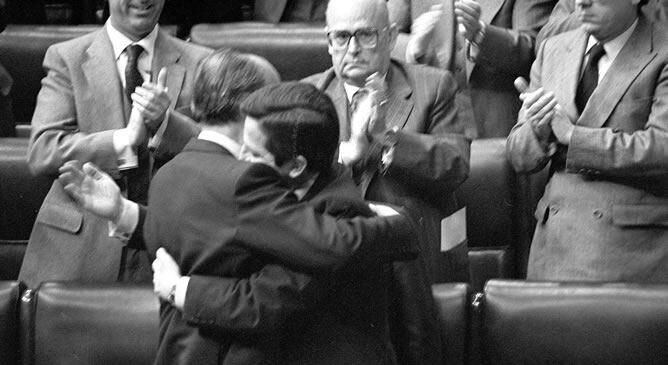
(234, 163, 418, 273)
(28, 45, 119, 178)
(475, 0, 555, 78)
(506, 40, 553, 174)
(182, 267, 326, 338)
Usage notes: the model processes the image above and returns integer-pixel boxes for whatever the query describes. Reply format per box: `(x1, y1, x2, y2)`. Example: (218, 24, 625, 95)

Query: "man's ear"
(288, 155, 308, 179)
(387, 23, 399, 51)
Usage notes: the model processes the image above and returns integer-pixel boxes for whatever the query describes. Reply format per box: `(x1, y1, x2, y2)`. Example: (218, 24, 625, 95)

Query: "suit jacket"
(145, 139, 416, 364)
(507, 16, 668, 283)
(304, 60, 470, 365)
(390, 0, 555, 137)
(180, 165, 398, 365)
(19, 27, 210, 287)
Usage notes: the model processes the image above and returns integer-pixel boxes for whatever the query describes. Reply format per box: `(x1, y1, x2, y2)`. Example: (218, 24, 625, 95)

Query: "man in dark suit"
(152, 81, 402, 364)
(19, 0, 211, 287)
(507, 0, 668, 282)
(60, 52, 415, 364)
(299, 0, 472, 363)
(389, 0, 556, 138)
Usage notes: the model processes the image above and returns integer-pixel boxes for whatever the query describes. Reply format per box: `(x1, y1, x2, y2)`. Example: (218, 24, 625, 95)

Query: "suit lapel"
(82, 29, 126, 129)
(479, 0, 505, 25)
(153, 31, 185, 110)
(553, 29, 587, 124)
(579, 17, 656, 128)
(319, 70, 350, 141)
(384, 63, 414, 130)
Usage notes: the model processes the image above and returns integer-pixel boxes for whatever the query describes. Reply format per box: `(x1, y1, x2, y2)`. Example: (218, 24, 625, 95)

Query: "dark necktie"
(575, 43, 605, 114)
(124, 44, 144, 103)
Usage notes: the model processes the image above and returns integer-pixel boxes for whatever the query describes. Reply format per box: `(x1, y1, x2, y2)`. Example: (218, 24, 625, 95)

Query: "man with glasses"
(303, 0, 473, 363)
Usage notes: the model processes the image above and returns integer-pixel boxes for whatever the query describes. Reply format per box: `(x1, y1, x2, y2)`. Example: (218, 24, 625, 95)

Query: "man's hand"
(454, 0, 483, 42)
(152, 247, 181, 302)
(58, 161, 124, 222)
(515, 77, 557, 142)
(550, 105, 574, 145)
(406, 4, 443, 62)
(131, 67, 169, 134)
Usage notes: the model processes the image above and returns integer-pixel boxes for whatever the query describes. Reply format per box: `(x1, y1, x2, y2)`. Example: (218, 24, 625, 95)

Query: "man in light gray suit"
(507, 0, 668, 283)
(19, 0, 210, 287)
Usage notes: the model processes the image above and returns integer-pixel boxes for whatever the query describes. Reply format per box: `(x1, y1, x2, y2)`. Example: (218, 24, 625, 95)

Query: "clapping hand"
(407, 4, 443, 61)
(454, 0, 483, 42)
(132, 67, 170, 134)
(58, 160, 123, 222)
(152, 248, 182, 305)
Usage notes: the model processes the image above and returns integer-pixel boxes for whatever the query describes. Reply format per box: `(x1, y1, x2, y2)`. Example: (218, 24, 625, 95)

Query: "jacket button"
(593, 210, 603, 219)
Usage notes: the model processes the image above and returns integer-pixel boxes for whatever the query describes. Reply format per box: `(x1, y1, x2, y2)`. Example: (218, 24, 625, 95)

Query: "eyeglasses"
(326, 27, 387, 50)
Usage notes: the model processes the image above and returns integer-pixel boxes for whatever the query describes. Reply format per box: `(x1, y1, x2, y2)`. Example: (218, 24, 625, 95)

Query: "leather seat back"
(481, 279, 668, 364)
(432, 283, 470, 365)
(30, 283, 159, 365)
(190, 22, 331, 81)
(0, 25, 178, 132)
(0, 138, 52, 280)
(0, 25, 101, 126)
(0, 281, 22, 364)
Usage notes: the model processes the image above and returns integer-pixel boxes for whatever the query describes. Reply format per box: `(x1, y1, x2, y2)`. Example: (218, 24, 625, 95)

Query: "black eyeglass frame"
(326, 27, 389, 50)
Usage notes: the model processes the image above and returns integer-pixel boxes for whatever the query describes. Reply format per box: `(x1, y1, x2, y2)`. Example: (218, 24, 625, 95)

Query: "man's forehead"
(326, 1, 385, 30)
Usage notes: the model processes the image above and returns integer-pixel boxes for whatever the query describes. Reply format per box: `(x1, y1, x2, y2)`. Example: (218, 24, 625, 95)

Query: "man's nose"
(347, 36, 361, 54)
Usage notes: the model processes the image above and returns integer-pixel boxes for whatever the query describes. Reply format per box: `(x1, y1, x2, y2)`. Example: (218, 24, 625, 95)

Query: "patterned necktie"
(124, 44, 144, 103)
(575, 43, 605, 114)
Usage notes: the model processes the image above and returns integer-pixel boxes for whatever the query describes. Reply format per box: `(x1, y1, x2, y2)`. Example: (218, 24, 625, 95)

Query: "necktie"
(575, 43, 605, 114)
(124, 44, 144, 103)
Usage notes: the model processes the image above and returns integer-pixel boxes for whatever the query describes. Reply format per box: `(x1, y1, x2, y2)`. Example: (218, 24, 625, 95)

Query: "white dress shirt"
(584, 18, 638, 83)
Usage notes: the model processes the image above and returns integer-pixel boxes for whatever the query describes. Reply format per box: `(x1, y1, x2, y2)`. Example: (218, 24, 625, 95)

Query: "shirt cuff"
(108, 199, 139, 241)
(174, 276, 190, 311)
(148, 109, 170, 150)
(113, 129, 138, 170)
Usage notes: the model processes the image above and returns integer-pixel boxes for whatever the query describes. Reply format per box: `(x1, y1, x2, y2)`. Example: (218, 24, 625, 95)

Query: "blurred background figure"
(389, 0, 556, 138)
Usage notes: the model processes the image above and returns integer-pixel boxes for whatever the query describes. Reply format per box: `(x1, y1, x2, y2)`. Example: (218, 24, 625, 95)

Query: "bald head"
(326, 0, 390, 29)
(325, 0, 397, 87)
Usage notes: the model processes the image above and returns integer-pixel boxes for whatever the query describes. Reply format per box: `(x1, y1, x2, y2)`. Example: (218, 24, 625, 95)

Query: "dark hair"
(240, 82, 340, 174)
(191, 49, 270, 125)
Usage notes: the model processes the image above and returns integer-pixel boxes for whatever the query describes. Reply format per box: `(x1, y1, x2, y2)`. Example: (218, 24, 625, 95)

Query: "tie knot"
(589, 43, 605, 62)
(350, 88, 369, 112)
(126, 44, 144, 62)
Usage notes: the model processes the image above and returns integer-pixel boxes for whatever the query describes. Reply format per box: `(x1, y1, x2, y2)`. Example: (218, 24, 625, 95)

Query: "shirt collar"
(198, 129, 242, 158)
(587, 18, 638, 61)
(342, 73, 388, 103)
(293, 174, 319, 201)
(106, 18, 159, 62)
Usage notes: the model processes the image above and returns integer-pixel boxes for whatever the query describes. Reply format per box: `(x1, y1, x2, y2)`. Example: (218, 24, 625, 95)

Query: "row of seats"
(2, 279, 667, 365)
(0, 137, 545, 289)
